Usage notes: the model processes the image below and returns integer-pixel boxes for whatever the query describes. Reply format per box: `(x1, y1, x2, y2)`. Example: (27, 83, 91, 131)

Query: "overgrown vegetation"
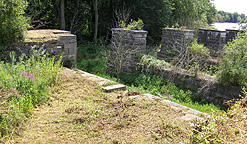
(217, 31, 247, 86)
(120, 19, 144, 30)
(0, 49, 62, 137)
(0, 0, 29, 45)
(76, 42, 222, 114)
(190, 90, 247, 143)
(2, 68, 246, 143)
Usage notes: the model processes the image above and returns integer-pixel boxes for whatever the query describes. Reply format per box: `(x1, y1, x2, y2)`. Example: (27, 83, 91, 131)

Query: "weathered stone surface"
(198, 29, 226, 57)
(158, 28, 194, 60)
(181, 114, 202, 121)
(103, 84, 126, 92)
(109, 28, 148, 73)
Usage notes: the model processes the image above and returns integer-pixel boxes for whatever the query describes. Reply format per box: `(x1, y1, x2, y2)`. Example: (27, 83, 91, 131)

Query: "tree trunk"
(60, 0, 65, 30)
(94, 0, 99, 41)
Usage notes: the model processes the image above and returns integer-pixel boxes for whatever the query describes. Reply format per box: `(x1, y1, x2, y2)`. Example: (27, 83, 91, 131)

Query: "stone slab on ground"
(103, 84, 126, 92)
(129, 93, 210, 121)
(65, 68, 126, 92)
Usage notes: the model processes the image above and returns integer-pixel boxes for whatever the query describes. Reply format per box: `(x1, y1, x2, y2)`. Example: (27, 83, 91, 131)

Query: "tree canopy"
(1, 0, 217, 44)
(214, 10, 247, 23)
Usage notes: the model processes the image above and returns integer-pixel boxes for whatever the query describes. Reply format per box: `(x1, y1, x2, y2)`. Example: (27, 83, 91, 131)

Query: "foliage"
(120, 19, 144, 30)
(139, 55, 171, 73)
(169, 0, 216, 29)
(77, 58, 107, 75)
(8, 0, 216, 43)
(0, 49, 62, 137)
(124, 73, 221, 113)
(163, 39, 210, 76)
(217, 32, 247, 86)
(77, 41, 108, 75)
(126, 19, 144, 30)
(127, 0, 172, 43)
(25, 0, 57, 29)
(76, 42, 221, 113)
(107, 30, 141, 82)
(214, 10, 247, 23)
(0, 0, 29, 45)
(190, 90, 247, 143)
(190, 41, 210, 56)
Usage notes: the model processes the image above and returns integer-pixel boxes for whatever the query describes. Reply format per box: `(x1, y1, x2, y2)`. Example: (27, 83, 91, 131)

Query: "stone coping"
(111, 28, 148, 33)
(199, 28, 226, 32)
(163, 28, 194, 32)
(25, 29, 75, 42)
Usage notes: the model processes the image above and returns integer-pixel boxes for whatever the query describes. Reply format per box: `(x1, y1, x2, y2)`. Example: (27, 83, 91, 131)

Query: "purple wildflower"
(37, 69, 41, 75)
(20, 71, 28, 77)
(32, 77, 37, 82)
(166, 90, 169, 94)
(28, 74, 34, 79)
(167, 94, 170, 98)
(170, 95, 174, 99)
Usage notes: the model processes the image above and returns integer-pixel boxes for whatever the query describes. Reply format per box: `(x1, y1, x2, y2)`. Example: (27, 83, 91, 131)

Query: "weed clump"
(0, 50, 62, 137)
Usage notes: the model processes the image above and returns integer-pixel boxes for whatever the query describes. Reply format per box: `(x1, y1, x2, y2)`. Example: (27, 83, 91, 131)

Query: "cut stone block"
(181, 114, 202, 121)
(103, 84, 126, 92)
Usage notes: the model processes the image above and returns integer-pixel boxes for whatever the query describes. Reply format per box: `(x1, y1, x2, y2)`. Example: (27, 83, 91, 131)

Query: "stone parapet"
(1, 29, 77, 67)
(198, 29, 226, 57)
(158, 28, 194, 60)
(109, 28, 148, 73)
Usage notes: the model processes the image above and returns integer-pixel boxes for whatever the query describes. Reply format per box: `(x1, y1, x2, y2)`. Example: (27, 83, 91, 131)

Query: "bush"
(120, 19, 144, 30)
(217, 32, 247, 86)
(0, 0, 29, 45)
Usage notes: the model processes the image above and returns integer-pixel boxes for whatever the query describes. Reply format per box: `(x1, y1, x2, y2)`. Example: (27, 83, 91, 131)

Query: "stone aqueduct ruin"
(110, 28, 243, 108)
(1, 28, 243, 108)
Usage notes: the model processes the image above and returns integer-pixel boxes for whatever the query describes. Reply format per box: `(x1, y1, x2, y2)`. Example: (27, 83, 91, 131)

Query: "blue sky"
(213, 0, 247, 15)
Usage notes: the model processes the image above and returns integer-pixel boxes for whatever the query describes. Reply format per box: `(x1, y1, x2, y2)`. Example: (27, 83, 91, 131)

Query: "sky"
(212, 0, 247, 15)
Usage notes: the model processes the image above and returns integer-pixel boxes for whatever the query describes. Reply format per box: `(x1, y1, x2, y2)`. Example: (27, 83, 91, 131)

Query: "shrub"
(120, 19, 144, 30)
(0, 0, 29, 45)
(217, 32, 247, 86)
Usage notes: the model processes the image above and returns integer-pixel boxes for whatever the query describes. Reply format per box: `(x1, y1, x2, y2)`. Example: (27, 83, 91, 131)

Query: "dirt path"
(3, 69, 206, 143)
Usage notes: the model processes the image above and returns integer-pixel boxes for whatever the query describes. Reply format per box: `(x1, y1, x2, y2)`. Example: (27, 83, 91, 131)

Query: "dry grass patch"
(2, 69, 199, 143)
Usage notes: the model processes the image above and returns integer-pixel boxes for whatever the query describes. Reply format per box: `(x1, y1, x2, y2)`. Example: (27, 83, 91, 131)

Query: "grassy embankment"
(0, 48, 246, 143)
(76, 42, 222, 114)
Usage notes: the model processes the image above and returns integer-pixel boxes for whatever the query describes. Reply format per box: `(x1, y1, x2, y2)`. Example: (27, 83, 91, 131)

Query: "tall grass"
(0, 51, 62, 137)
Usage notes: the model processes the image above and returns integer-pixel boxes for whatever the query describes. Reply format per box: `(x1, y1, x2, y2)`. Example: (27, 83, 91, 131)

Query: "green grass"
(76, 42, 223, 114)
(0, 51, 62, 137)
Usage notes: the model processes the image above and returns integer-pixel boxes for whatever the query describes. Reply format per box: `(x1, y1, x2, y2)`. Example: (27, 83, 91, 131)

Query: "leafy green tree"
(25, 0, 57, 29)
(0, 0, 29, 45)
(169, 0, 216, 29)
(217, 32, 247, 86)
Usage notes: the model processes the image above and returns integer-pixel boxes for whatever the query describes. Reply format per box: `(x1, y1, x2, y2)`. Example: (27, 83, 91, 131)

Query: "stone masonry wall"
(158, 28, 194, 60)
(226, 29, 241, 43)
(109, 28, 148, 73)
(198, 29, 226, 57)
(1, 30, 77, 67)
(148, 67, 243, 109)
(157, 28, 242, 60)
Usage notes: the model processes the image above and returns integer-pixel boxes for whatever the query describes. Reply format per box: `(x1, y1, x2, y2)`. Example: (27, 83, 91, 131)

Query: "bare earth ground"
(2, 68, 202, 143)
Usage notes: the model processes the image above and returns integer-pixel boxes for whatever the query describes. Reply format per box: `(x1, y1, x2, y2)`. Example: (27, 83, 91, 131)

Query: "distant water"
(211, 22, 241, 31)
